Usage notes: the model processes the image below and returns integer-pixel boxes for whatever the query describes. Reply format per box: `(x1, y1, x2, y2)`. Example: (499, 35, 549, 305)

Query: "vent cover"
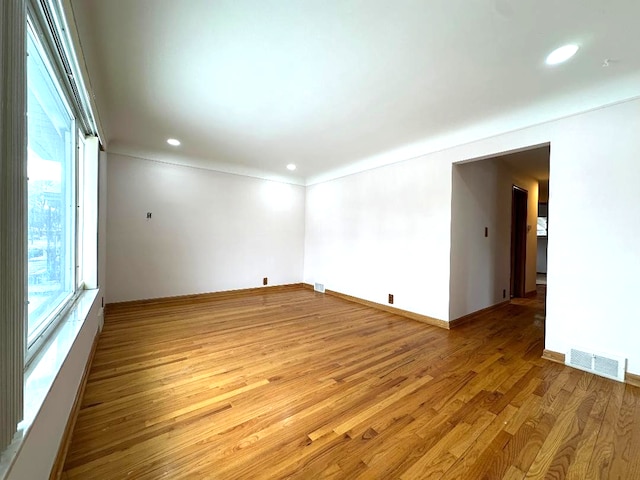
(566, 348, 626, 382)
(314, 282, 325, 293)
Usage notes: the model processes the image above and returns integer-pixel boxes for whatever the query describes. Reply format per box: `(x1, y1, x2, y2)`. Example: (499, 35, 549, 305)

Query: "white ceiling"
(69, 0, 640, 185)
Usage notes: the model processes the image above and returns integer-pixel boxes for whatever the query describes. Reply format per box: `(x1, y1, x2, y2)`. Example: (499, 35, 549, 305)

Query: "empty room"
(2, 0, 640, 479)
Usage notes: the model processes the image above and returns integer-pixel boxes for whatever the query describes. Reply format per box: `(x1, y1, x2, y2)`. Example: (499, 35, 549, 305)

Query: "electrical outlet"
(263, 277, 268, 285)
(388, 294, 394, 305)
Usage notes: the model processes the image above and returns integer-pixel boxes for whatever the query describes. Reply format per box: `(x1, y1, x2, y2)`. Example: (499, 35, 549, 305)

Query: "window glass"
(537, 217, 547, 236)
(537, 203, 548, 237)
(27, 29, 76, 344)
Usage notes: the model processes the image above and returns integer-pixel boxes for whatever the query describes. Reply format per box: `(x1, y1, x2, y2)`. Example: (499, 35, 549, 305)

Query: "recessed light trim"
(167, 138, 181, 146)
(286, 164, 297, 171)
(545, 44, 579, 65)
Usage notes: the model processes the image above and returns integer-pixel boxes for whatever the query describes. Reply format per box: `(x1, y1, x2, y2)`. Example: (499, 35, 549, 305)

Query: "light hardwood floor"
(62, 285, 640, 479)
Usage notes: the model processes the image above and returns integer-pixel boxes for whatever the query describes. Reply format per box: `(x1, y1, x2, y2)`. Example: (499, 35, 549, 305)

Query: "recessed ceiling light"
(545, 44, 579, 66)
(286, 164, 297, 171)
(167, 138, 181, 146)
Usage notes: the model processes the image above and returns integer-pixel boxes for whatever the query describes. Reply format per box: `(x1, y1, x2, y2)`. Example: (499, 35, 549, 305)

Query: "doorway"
(510, 185, 528, 298)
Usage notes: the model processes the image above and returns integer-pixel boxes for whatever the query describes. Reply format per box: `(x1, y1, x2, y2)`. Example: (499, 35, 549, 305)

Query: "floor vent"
(314, 283, 325, 293)
(566, 348, 626, 382)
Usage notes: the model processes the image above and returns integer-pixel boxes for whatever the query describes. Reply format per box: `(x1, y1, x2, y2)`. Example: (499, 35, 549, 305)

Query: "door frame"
(510, 185, 528, 298)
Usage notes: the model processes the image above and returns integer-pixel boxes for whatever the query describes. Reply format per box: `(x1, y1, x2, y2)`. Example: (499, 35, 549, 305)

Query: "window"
(537, 203, 548, 237)
(536, 217, 547, 236)
(27, 25, 77, 349)
(1, 1, 101, 459)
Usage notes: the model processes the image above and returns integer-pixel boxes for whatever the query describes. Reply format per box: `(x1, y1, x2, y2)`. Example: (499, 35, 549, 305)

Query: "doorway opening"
(510, 185, 528, 298)
(448, 143, 550, 324)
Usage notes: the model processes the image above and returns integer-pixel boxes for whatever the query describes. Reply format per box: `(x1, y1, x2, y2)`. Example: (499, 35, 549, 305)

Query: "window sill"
(0, 288, 100, 479)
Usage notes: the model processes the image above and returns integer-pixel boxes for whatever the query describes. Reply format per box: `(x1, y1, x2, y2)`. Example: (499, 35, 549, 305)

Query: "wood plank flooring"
(62, 285, 640, 479)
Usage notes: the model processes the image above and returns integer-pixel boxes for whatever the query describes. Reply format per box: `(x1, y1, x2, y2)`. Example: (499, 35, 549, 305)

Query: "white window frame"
(0, 0, 101, 466)
(25, 17, 84, 366)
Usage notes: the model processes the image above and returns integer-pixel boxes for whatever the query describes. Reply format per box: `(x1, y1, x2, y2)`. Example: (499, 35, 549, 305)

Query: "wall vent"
(566, 347, 626, 382)
(314, 283, 325, 293)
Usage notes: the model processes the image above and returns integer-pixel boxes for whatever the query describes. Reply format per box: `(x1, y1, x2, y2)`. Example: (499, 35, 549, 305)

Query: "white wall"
(106, 154, 306, 303)
(449, 158, 537, 320)
(304, 97, 640, 375)
(544, 99, 640, 374)
(8, 151, 107, 479)
(304, 155, 453, 321)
